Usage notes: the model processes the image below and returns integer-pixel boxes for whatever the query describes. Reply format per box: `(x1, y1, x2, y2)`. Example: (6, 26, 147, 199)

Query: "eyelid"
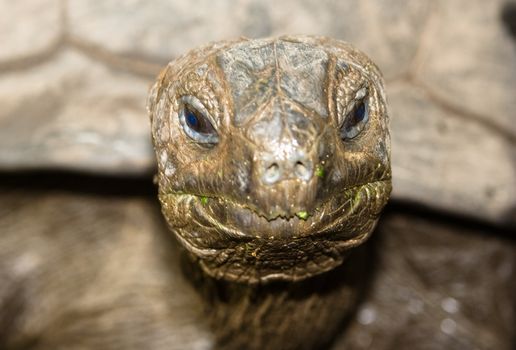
(355, 87, 367, 100)
(179, 95, 218, 129)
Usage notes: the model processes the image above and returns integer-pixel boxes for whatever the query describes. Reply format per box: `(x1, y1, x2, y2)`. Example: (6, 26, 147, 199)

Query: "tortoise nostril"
(262, 158, 314, 184)
(268, 163, 279, 172)
(264, 162, 281, 184)
(294, 160, 312, 181)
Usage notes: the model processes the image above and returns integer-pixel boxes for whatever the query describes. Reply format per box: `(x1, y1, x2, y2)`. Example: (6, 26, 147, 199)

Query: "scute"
(216, 39, 330, 125)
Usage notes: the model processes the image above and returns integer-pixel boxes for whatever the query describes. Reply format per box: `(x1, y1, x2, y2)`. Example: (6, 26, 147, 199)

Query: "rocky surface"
(1, 0, 514, 224)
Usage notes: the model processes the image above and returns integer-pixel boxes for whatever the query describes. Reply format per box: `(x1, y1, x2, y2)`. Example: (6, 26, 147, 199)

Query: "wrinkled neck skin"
(182, 242, 372, 350)
(148, 36, 391, 349)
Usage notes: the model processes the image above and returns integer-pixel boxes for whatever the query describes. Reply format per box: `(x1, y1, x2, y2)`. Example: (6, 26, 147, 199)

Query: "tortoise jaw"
(158, 179, 391, 283)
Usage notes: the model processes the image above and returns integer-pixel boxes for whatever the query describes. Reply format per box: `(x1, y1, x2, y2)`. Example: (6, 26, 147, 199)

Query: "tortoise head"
(148, 36, 391, 283)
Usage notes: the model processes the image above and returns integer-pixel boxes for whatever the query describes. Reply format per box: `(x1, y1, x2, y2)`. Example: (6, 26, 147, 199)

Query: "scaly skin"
(148, 35, 391, 348)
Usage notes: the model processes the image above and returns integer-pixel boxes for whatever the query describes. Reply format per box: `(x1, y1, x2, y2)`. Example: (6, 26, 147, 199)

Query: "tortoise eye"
(183, 104, 216, 135)
(340, 99, 369, 140)
(179, 96, 218, 145)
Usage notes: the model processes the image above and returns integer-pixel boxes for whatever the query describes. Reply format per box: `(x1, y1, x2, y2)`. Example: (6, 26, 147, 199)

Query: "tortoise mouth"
(161, 178, 391, 240)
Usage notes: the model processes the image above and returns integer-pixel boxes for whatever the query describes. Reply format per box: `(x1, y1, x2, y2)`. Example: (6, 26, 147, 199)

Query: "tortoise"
(0, 1, 515, 350)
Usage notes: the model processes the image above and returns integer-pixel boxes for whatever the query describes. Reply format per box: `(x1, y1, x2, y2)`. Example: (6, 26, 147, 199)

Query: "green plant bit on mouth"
(315, 165, 325, 178)
(296, 211, 309, 220)
(201, 196, 209, 205)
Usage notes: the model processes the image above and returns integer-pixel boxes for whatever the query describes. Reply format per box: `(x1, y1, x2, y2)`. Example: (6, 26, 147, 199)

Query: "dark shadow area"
(501, 2, 516, 41)
(0, 170, 156, 197)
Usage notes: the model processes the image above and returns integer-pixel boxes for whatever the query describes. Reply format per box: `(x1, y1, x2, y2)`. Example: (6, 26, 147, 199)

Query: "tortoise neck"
(182, 243, 372, 350)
